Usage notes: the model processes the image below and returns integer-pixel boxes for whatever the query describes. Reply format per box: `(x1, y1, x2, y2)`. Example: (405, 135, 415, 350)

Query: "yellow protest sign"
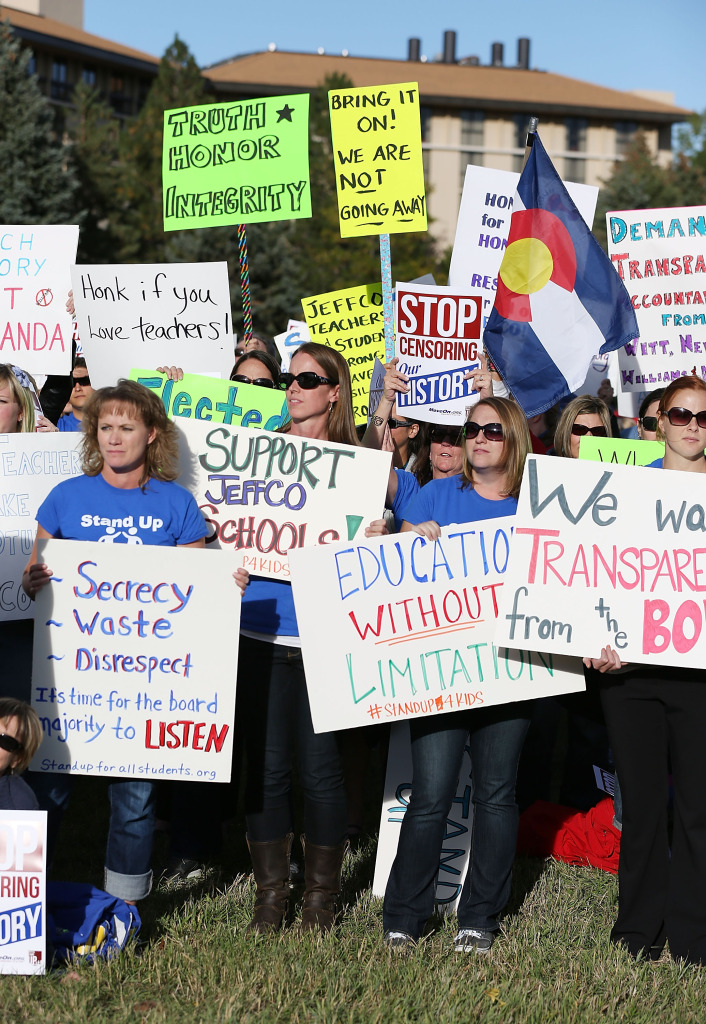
(328, 83, 427, 238)
(302, 283, 385, 424)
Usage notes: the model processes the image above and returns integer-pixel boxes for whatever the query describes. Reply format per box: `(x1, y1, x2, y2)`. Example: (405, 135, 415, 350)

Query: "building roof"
(0, 5, 160, 72)
(204, 50, 691, 123)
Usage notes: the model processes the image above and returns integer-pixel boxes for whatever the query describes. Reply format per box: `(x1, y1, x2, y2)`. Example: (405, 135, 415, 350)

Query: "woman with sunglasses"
(383, 396, 533, 953)
(591, 376, 706, 966)
(237, 342, 358, 934)
(636, 388, 665, 442)
(0, 698, 43, 810)
(551, 394, 612, 458)
(229, 349, 282, 389)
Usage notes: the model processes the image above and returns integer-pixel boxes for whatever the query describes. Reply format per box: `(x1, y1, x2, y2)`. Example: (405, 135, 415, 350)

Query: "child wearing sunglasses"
(383, 397, 533, 954)
(0, 698, 43, 810)
(589, 376, 706, 966)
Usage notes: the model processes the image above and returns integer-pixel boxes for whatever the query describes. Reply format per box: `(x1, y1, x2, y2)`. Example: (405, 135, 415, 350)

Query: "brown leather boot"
(300, 836, 349, 932)
(246, 833, 293, 933)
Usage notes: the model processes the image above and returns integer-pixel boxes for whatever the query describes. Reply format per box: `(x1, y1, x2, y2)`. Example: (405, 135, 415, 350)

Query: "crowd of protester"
(2, 319, 703, 968)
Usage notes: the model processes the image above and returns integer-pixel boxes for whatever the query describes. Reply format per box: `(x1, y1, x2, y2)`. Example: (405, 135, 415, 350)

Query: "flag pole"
(522, 116, 539, 169)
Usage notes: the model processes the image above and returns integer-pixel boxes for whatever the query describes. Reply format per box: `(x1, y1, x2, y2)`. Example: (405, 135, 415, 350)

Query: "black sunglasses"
(230, 374, 281, 390)
(280, 371, 334, 390)
(72, 374, 91, 387)
(464, 421, 504, 441)
(571, 423, 608, 438)
(430, 426, 463, 445)
(0, 733, 22, 755)
(640, 416, 658, 432)
(388, 417, 413, 429)
(665, 407, 706, 428)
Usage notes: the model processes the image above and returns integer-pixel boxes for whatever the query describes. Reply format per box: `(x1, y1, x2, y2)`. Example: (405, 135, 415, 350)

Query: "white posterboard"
(495, 454, 706, 668)
(175, 419, 391, 579)
(395, 281, 483, 424)
(0, 432, 82, 622)
(274, 319, 311, 373)
(607, 206, 706, 392)
(372, 723, 471, 911)
(448, 166, 598, 332)
(70, 263, 234, 388)
(0, 225, 78, 376)
(0, 810, 47, 975)
(289, 518, 585, 734)
(30, 540, 240, 782)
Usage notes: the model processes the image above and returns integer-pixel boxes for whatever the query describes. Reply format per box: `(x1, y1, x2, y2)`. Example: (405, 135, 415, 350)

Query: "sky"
(84, 0, 705, 114)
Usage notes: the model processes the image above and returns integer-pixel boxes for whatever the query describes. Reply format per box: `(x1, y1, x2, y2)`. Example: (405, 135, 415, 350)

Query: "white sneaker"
(454, 928, 494, 953)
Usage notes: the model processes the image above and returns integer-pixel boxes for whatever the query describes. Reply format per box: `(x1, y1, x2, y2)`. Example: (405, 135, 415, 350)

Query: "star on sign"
(276, 104, 294, 122)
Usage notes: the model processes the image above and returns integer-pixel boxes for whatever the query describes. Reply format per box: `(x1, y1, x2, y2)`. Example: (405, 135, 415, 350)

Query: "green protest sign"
(162, 96, 311, 231)
(129, 369, 288, 429)
(579, 435, 664, 466)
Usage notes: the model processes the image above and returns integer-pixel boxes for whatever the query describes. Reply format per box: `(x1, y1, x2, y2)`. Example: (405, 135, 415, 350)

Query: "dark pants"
(601, 668, 706, 964)
(383, 703, 531, 940)
(238, 636, 347, 846)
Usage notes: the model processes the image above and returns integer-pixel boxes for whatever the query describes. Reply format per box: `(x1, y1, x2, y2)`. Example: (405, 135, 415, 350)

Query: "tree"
(676, 110, 706, 176)
(0, 20, 78, 223)
(116, 35, 208, 263)
(66, 81, 121, 262)
(595, 131, 706, 249)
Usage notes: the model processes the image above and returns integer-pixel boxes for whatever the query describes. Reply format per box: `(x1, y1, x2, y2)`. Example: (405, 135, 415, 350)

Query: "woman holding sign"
(22, 380, 246, 904)
(591, 376, 706, 966)
(383, 396, 533, 953)
(238, 342, 357, 934)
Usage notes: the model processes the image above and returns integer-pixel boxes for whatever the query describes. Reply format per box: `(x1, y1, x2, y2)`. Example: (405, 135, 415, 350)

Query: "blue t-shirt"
(392, 469, 421, 532)
(57, 411, 81, 432)
(646, 457, 663, 468)
(402, 474, 517, 528)
(37, 474, 207, 546)
(0, 774, 38, 810)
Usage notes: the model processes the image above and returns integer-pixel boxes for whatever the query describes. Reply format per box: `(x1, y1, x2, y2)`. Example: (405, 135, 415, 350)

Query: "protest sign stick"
(380, 233, 395, 362)
(237, 223, 253, 341)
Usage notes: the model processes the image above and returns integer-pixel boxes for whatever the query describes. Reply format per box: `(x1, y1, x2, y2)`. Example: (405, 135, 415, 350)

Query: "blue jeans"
(383, 703, 531, 939)
(238, 637, 347, 845)
(30, 771, 155, 901)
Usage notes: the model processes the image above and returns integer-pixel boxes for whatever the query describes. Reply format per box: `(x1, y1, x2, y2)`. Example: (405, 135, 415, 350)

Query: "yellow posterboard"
(302, 283, 385, 424)
(328, 82, 427, 238)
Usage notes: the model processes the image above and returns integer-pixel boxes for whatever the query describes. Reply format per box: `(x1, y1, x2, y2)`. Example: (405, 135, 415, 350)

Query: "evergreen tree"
(595, 131, 706, 249)
(116, 35, 208, 263)
(66, 81, 121, 262)
(0, 20, 78, 223)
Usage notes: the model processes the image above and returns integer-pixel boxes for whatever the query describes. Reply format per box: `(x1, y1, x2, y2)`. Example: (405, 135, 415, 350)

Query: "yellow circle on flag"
(500, 238, 554, 295)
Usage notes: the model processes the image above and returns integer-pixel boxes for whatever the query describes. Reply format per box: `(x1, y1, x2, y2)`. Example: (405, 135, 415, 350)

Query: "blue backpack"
(47, 882, 141, 963)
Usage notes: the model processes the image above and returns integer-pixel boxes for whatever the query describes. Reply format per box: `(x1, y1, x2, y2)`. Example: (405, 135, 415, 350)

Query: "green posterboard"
(162, 95, 311, 231)
(129, 369, 288, 429)
(579, 436, 664, 466)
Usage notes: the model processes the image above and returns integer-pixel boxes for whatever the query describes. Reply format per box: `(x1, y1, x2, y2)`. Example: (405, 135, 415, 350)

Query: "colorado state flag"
(483, 133, 638, 417)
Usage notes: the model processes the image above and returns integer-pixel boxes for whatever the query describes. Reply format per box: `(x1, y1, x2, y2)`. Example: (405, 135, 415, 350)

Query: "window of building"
(565, 117, 587, 153)
(459, 110, 484, 186)
(50, 59, 70, 101)
(26, 54, 36, 77)
(513, 114, 529, 172)
(615, 121, 638, 157)
(82, 66, 96, 87)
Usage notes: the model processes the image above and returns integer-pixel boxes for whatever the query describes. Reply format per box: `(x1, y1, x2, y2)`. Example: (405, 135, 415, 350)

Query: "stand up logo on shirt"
(80, 515, 164, 543)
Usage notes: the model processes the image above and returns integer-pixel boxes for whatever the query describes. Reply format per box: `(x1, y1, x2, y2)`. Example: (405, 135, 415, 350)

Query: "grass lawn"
(3, 777, 704, 1024)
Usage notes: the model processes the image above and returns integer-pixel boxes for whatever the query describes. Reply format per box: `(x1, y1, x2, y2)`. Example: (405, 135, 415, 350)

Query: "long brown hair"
(460, 396, 531, 499)
(280, 342, 359, 446)
(553, 395, 612, 458)
(0, 697, 42, 774)
(80, 379, 179, 486)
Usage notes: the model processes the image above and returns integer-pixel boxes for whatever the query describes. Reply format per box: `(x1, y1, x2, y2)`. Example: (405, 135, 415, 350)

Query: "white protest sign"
(395, 282, 483, 424)
(0, 225, 78, 376)
(372, 722, 471, 910)
(448, 166, 598, 332)
(288, 518, 584, 733)
(607, 205, 706, 392)
(70, 263, 234, 388)
(0, 811, 47, 975)
(0, 432, 82, 622)
(30, 540, 240, 782)
(175, 419, 390, 579)
(274, 318, 311, 372)
(495, 454, 706, 668)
